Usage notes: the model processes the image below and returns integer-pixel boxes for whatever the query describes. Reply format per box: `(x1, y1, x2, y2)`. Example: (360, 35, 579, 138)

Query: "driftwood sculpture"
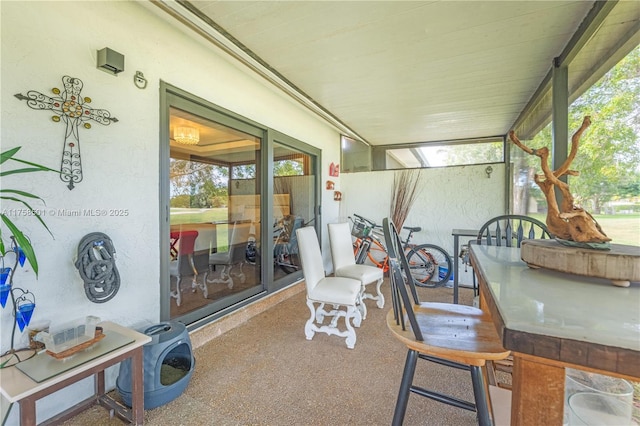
(509, 116, 611, 244)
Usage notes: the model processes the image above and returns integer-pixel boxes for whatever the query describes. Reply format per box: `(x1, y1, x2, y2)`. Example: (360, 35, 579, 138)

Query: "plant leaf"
(0, 167, 51, 177)
(0, 214, 38, 276)
(1, 146, 57, 275)
(10, 158, 59, 173)
(0, 189, 43, 199)
(0, 147, 21, 164)
(0, 196, 53, 237)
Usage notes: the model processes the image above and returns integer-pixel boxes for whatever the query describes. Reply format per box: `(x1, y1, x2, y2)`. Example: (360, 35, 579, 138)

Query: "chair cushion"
(335, 264, 383, 285)
(308, 277, 361, 306)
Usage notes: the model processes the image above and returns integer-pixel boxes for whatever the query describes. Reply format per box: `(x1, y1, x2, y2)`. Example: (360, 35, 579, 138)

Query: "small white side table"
(1, 321, 151, 425)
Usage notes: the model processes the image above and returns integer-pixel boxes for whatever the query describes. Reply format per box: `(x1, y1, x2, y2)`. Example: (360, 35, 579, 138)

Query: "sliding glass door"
(272, 137, 318, 286)
(162, 89, 265, 324)
(160, 85, 320, 326)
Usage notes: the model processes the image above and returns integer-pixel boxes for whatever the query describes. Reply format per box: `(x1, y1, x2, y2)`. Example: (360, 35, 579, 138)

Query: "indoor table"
(469, 243, 640, 426)
(0, 321, 151, 425)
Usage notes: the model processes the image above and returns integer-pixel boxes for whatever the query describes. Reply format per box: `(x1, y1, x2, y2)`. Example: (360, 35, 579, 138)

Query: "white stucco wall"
(339, 164, 506, 283)
(0, 1, 342, 422)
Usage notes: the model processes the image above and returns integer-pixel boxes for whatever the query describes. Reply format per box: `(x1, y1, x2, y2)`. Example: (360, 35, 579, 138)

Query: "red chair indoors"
(169, 230, 207, 306)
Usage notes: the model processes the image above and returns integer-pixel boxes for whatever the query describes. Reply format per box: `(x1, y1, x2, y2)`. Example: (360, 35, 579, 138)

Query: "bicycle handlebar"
(351, 213, 377, 228)
(352, 214, 421, 234)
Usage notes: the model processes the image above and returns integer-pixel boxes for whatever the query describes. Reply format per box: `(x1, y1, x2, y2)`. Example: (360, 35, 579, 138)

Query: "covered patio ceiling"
(148, 1, 639, 147)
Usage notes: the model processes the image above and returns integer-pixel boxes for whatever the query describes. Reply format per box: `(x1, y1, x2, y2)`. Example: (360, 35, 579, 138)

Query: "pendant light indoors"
(174, 126, 200, 145)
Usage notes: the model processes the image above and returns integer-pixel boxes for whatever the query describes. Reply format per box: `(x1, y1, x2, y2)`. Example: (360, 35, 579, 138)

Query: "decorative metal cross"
(15, 76, 118, 190)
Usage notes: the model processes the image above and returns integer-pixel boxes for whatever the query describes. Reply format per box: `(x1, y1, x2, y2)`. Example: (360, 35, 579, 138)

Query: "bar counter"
(469, 243, 640, 425)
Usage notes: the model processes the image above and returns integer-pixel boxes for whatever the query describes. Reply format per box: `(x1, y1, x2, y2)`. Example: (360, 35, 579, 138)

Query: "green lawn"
(171, 208, 231, 249)
(530, 213, 639, 246)
(170, 208, 229, 225)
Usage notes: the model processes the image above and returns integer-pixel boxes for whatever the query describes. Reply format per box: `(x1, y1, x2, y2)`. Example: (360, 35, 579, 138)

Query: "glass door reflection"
(169, 106, 262, 320)
(272, 141, 316, 283)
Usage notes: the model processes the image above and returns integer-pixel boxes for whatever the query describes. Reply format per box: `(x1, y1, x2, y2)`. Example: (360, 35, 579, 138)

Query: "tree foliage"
(170, 159, 229, 208)
(169, 155, 305, 211)
(442, 142, 503, 165)
(274, 159, 304, 176)
(524, 46, 640, 213)
(568, 46, 640, 211)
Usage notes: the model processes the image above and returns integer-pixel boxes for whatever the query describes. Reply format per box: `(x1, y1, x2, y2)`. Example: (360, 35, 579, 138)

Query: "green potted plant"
(1, 146, 58, 272)
(1, 146, 58, 366)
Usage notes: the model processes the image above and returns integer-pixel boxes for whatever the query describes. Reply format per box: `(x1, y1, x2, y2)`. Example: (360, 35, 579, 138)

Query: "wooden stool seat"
(382, 218, 510, 425)
(387, 302, 510, 366)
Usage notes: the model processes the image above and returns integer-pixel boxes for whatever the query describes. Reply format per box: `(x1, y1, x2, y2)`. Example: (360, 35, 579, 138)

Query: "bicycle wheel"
(406, 244, 452, 287)
(274, 251, 300, 274)
(279, 253, 299, 274)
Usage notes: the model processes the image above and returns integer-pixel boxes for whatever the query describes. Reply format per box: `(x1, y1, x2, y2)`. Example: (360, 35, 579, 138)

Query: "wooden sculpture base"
(521, 240, 640, 287)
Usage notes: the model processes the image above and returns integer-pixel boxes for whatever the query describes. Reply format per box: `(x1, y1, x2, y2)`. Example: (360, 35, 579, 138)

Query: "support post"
(551, 58, 569, 208)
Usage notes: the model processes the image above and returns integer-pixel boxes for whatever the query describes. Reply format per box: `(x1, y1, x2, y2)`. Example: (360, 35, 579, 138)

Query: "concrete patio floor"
(62, 281, 485, 425)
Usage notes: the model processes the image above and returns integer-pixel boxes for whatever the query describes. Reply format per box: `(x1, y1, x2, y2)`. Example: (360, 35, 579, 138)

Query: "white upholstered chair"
(296, 226, 363, 349)
(205, 222, 250, 289)
(328, 222, 384, 320)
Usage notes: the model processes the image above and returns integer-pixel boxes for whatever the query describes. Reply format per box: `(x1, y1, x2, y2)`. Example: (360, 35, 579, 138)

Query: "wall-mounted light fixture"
(97, 47, 125, 75)
(174, 126, 200, 145)
(134, 71, 147, 89)
(485, 165, 494, 178)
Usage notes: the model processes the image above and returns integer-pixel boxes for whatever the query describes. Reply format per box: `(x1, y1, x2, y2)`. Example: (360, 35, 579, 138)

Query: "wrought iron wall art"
(15, 76, 118, 190)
